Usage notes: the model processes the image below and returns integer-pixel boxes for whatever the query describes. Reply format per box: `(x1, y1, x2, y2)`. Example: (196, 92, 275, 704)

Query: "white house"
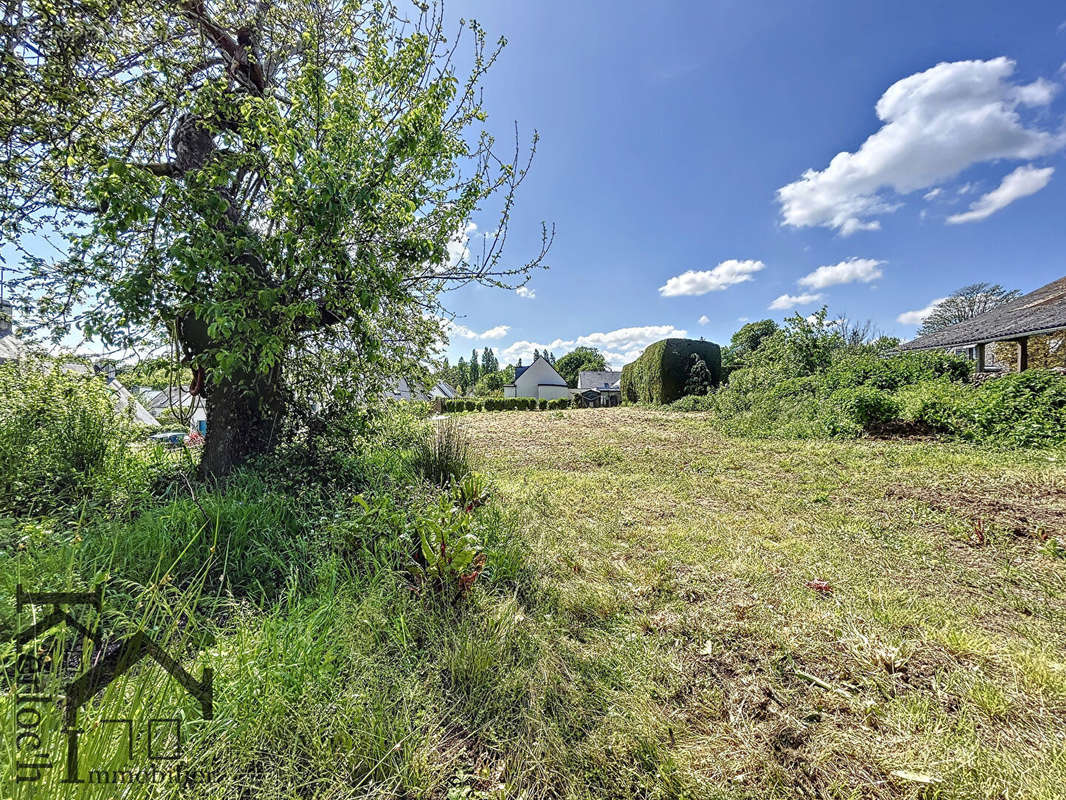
(503, 356, 570, 401)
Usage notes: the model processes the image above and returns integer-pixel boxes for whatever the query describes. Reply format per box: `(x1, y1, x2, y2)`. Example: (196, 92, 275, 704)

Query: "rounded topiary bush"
(621, 338, 722, 404)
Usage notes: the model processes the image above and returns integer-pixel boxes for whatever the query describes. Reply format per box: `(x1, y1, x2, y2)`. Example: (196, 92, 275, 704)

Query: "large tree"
(918, 283, 1020, 336)
(554, 346, 606, 387)
(722, 319, 778, 374)
(3, 0, 549, 477)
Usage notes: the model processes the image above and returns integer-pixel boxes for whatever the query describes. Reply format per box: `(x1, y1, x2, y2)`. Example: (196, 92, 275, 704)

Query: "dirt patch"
(887, 481, 1066, 538)
(866, 420, 939, 440)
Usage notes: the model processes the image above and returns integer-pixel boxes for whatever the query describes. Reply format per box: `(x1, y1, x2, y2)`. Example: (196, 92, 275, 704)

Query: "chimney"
(0, 301, 12, 337)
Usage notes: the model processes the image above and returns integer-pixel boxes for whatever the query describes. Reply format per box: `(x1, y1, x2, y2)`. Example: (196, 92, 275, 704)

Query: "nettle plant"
(5, 0, 550, 478)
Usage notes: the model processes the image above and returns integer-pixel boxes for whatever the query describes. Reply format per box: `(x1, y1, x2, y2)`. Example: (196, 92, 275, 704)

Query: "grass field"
(459, 406, 1066, 799)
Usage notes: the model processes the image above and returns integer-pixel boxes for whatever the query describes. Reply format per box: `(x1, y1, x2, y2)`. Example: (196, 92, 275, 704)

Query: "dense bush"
(621, 338, 722, 404)
(824, 350, 971, 392)
(968, 370, 1066, 446)
(0, 361, 169, 516)
(830, 385, 901, 430)
(667, 311, 1066, 447)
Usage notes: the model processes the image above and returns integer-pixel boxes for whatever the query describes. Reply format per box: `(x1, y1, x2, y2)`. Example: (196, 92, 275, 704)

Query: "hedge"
(441, 396, 575, 413)
(621, 338, 722, 404)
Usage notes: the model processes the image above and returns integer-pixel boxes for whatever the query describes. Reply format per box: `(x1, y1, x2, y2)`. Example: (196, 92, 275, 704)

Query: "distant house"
(107, 378, 161, 427)
(577, 370, 622, 407)
(901, 275, 1066, 372)
(428, 380, 457, 399)
(503, 356, 570, 401)
(384, 377, 456, 401)
(0, 305, 159, 427)
(132, 385, 205, 428)
(384, 377, 426, 401)
(0, 301, 21, 362)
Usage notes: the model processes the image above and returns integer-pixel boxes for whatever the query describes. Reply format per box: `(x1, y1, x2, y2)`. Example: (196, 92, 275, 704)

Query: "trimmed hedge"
(442, 396, 575, 413)
(621, 338, 722, 405)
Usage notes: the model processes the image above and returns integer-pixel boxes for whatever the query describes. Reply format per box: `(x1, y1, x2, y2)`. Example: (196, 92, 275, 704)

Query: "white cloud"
(923, 188, 942, 201)
(515, 286, 536, 299)
(446, 320, 510, 340)
(737, 316, 750, 323)
(946, 165, 1054, 224)
(698, 314, 710, 325)
(658, 260, 765, 297)
(769, 292, 824, 310)
(896, 297, 948, 325)
(501, 324, 688, 369)
(797, 257, 884, 289)
(447, 222, 477, 266)
(776, 58, 1063, 234)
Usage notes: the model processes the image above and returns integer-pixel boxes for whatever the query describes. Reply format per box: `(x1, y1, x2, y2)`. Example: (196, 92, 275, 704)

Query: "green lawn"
(460, 406, 1066, 799)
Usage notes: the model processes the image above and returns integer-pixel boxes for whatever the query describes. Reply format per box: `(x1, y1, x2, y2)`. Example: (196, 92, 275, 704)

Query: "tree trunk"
(199, 366, 284, 481)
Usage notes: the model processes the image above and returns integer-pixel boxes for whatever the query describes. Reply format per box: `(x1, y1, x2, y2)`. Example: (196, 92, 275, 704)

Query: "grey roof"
(578, 370, 622, 390)
(0, 334, 23, 362)
(901, 276, 1066, 350)
(107, 378, 160, 427)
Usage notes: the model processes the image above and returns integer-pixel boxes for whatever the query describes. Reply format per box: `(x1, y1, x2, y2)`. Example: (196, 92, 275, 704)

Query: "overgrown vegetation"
(0, 360, 170, 517)
(671, 310, 1066, 447)
(2, 360, 1063, 798)
(0, 386, 539, 797)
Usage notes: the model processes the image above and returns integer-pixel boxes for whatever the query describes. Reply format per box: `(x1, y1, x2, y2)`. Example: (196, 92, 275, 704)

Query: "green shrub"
(621, 338, 722, 404)
(547, 398, 570, 410)
(896, 379, 972, 433)
(894, 371, 1066, 446)
(408, 493, 486, 601)
(0, 361, 165, 516)
(825, 350, 971, 392)
(669, 394, 716, 412)
(538, 399, 548, 410)
(830, 386, 901, 431)
(968, 370, 1066, 446)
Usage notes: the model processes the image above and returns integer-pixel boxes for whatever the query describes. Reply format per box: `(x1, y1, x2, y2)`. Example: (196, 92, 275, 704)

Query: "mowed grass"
(460, 406, 1066, 799)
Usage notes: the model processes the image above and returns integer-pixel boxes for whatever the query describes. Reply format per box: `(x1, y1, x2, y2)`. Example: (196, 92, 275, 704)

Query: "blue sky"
(441, 0, 1066, 368)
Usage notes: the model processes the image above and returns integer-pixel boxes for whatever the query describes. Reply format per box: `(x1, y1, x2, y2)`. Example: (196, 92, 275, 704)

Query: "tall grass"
(0, 394, 571, 798)
(412, 417, 471, 486)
